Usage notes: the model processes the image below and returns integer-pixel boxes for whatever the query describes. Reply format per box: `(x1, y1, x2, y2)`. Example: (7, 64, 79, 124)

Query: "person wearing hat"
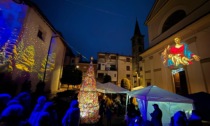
(150, 104, 163, 126)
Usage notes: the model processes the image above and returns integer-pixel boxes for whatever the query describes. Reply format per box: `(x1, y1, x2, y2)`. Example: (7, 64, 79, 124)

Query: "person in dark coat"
(188, 110, 202, 126)
(62, 100, 80, 126)
(0, 93, 11, 114)
(150, 104, 162, 126)
(126, 102, 136, 126)
(99, 98, 106, 126)
(28, 95, 47, 126)
(173, 111, 188, 126)
(36, 101, 58, 126)
(0, 102, 29, 126)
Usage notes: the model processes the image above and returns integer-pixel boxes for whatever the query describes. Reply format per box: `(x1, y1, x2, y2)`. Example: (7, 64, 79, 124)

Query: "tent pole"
(125, 93, 128, 115)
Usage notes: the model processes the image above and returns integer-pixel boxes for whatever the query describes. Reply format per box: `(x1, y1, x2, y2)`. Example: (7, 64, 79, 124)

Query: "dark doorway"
(173, 70, 189, 96)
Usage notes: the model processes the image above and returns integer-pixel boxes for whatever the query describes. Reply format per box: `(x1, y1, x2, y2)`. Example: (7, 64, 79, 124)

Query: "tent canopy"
(96, 82, 129, 94)
(127, 85, 194, 126)
(128, 85, 193, 103)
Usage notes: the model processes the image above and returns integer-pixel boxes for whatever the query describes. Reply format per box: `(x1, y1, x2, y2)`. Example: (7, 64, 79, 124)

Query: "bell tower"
(131, 19, 144, 87)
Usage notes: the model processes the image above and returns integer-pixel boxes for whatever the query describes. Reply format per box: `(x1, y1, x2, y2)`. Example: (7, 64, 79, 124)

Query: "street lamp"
(76, 65, 79, 69)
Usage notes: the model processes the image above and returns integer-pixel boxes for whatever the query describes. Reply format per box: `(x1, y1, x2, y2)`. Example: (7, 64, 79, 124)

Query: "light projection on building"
(0, 0, 27, 73)
(78, 58, 100, 124)
(38, 52, 56, 81)
(161, 37, 200, 69)
(0, 1, 56, 82)
(16, 45, 35, 72)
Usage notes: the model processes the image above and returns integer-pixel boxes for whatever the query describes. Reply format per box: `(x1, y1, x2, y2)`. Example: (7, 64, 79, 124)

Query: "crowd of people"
(98, 94, 126, 126)
(123, 97, 203, 126)
(0, 92, 59, 126)
(0, 91, 126, 126)
(0, 90, 203, 126)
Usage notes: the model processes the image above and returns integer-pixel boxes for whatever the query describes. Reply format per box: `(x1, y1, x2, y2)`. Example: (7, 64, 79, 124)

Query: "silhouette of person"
(28, 96, 47, 126)
(105, 97, 114, 126)
(150, 104, 162, 126)
(36, 101, 58, 126)
(0, 93, 11, 114)
(173, 111, 188, 126)
(99, 97, 106, 126)
(126, 102, 136, 126)
(62, 100, 80, 126)
(188, 110, 202, 126)
(0, 100, 29, 126)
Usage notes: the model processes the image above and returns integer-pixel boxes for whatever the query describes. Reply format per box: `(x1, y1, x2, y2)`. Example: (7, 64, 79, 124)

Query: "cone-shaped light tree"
(78, 57, 100, 124)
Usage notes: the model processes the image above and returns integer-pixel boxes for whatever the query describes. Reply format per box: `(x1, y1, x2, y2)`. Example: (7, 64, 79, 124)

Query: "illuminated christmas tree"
(78, 57, 100, 124)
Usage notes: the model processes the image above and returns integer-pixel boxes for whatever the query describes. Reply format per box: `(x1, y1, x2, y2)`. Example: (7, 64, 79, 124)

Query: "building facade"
(117, 55, 133, 87)
(97, 52, 132, 86)
(140, 0, 210, 94)
(0, 0, 70, 93)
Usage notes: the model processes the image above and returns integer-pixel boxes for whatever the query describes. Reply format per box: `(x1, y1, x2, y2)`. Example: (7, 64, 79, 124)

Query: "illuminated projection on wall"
(0, 1, 56, 81)
(161, 37, 200, 69)
(0, 0, 27, 73)
(38, 50, 56, 80)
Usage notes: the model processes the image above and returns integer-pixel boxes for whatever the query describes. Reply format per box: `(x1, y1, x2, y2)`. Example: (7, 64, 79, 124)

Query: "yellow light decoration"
(15, 45, 35, 72)
(38, 52, 56, 80)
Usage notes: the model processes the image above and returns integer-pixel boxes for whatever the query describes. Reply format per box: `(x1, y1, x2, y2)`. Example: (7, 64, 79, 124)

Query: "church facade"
(140, 0, 210, 94)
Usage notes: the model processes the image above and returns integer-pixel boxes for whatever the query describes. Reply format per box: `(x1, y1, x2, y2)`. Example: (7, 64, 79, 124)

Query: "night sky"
(31, 0, 155, 61)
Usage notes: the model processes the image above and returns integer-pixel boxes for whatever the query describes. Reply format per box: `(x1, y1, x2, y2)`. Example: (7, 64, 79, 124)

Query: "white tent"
(96, 82, 129, 94)
(96, 82, 129, 113)
(127, 85, 194, 126)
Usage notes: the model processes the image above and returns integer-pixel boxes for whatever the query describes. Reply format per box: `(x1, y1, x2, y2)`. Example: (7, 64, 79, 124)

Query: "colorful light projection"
(0, 0, 27, 73)
(38, 52, 56, 81)
(161, 37, 200, 69)
(78, 58, 100, 124)
(171, 67, 184, 75)
(0, 0, 56, 82)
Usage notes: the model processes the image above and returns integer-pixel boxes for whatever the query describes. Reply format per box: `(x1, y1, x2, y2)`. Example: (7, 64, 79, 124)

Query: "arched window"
(162, 10, 186, 33)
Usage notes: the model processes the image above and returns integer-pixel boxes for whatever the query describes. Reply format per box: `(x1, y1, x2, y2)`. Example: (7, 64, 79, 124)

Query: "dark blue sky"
(32, 0, 155, 60)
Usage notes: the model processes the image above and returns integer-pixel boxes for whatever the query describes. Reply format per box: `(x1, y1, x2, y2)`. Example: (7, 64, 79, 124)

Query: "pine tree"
(15, 45, 35, 72)
(0, 41, 14, 72)
(78, 58, 100, 124)
(38, 53, 56, 80)
(46, 52, 56, 71)
(14, 40, 24, 61)
(38, 56, 47, 80)
(121, 78, 131, 90)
